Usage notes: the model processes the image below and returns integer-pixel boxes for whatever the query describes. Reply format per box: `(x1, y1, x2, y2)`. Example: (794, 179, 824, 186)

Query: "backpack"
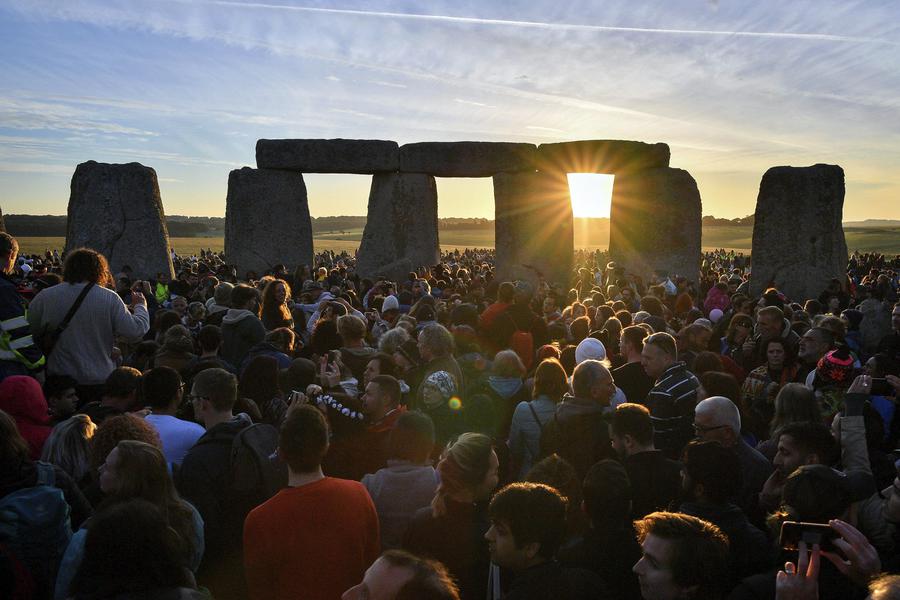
(510, 330, 534, 370)
(230, 423, 286, 506)
(539, 411, 614, 479)
(0, 462, 72, 598)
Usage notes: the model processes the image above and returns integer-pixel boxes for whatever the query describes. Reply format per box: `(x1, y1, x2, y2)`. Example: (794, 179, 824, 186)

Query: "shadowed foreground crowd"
(2, 233, 900, 600)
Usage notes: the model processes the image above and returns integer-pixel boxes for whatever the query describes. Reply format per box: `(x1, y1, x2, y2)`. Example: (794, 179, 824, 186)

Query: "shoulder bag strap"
(57, 283, 95, 334)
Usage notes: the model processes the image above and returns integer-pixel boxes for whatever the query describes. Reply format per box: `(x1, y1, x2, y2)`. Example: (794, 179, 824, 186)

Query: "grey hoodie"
(221, 309, 266, 367)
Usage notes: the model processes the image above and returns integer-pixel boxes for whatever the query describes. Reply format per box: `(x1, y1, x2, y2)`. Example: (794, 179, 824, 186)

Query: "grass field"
(15, 225, 900, 257)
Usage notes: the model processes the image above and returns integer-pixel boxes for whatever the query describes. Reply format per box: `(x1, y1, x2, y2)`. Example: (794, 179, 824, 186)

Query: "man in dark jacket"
(176, 368, 253, 600)
(641, 332, 700, 459)
(609, 403, 681, 518)
(676, 441, 770, 585)
(539, 360, 616, 480)
(485, 482, 609, 599)
(558, 460, 641, 599)
(220, 284, 265, 368)
(0, 233, 44, 380)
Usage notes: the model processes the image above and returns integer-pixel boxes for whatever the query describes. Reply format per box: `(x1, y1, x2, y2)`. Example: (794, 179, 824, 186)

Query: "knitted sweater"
(28, 282, 149, 385)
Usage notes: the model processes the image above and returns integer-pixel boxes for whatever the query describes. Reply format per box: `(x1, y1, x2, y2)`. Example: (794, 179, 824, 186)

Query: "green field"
(15, 225, 900, 257)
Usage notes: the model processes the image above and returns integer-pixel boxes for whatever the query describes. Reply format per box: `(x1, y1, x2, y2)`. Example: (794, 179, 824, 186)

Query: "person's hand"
(822, 519, 881, 588)
(847, 374, 872, 395)
(285, 390, 308, 416)
(130, 290, 147, 307)
(305, 384, 323, 397)
(741, 337, 756, 356)
(885, 374, 900, 397)
(776, 541, 820, 600)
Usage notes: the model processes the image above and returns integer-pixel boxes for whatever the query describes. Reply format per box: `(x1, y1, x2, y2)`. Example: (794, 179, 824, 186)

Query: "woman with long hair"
(756, 383, 821, 460)
(40, 414, 96, 487)
(67, 499, 201, 599)
(239, 355, 288, 427)
(261, 279, 294, 331)
(741, 338, 800, 440)
(721, 313, 754, 369)
(508, 358, 568, 479)
(55, 440, 204, 600)
(403, 433, 498, 600)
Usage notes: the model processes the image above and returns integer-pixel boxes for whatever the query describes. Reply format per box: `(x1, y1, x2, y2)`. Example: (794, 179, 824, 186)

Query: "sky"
(1, 0, 899, 221)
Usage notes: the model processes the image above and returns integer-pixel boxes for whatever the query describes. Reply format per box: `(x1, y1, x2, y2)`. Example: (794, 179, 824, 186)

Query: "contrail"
(177, 0, 896, 45)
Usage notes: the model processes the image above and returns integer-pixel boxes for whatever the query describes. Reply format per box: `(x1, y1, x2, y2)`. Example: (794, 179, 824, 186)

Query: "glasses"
(693, 423, 729, 435)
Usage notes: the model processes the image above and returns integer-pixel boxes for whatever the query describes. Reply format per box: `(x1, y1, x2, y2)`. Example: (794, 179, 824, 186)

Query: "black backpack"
(539, 411, 614, 479)
(230, 423, 286, 506)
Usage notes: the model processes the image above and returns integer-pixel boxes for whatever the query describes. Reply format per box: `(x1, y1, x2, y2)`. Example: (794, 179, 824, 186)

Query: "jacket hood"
(196, 413, 253, 445)
(0, 375, 48, 425)
(222, 308, 258, 325)
(487, 376, 523, 399)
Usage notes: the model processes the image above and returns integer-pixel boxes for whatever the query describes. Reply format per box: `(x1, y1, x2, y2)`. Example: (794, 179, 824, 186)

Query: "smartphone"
(779, 521, 839, 553)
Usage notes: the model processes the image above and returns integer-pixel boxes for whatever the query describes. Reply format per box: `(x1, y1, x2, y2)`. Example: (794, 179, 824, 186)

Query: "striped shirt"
(645, 361, 700, 458)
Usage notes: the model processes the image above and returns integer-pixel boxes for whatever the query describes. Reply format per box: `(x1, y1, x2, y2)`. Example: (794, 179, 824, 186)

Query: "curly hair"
(63, 248, 114, 288)
(90, 414, 162, 469)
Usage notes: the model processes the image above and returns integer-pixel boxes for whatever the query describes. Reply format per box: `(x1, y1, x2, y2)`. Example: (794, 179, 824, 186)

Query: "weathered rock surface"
(225, 168, 313, 276)
(537, 140, 670, 174)
(256, 139, 399, 173)
(399, 142, 538, 177)
(357, 173, 439, 279)
(65, 161, 174, 279)
(0, 206, 5, 233)
(608, 167, 702, 281)
(749, 164, 847, 301)
(493, 171, 573, 288)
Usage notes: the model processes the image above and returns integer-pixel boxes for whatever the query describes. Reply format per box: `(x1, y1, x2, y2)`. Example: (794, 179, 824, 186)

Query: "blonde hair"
(431, 433, 494, 517)
(40, 414, 96, 482)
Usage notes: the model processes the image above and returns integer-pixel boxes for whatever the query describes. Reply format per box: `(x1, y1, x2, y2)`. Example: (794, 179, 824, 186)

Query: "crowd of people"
(1, 230, 900, 600)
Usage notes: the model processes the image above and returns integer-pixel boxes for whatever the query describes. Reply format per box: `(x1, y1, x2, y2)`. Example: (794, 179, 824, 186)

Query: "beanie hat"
(815, 348, 855, 388)
(693, 318, 713, 329)
(381, 295, 400, 312)
(709, 309, 724, 324)
(422, 371, 457, 409)
(575, 338, 607, 365)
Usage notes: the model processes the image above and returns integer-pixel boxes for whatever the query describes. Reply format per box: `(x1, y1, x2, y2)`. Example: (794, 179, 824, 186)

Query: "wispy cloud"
(454, 98, 493, 108)
(177, 0, 898, 45)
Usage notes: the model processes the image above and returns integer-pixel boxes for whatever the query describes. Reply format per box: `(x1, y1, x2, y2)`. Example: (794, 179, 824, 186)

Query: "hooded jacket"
(539, 395, 615, 479)
(0, 375, 51, 459)
(221, 309, 266, 367)
(175, 413, 253, 597)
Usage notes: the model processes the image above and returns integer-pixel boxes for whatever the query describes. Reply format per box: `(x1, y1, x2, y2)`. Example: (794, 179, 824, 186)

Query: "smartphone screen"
(779, 521, 839, 553)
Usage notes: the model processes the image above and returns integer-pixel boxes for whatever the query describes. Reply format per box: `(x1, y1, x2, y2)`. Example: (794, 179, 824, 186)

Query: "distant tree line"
(4, 213, 756, 237)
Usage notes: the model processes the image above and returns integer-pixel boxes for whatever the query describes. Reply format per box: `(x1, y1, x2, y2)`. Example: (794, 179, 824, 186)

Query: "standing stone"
(750, 164, 847, 301)
(399, 142, 538, 177)
(256, 139, 399, 173)
(493, 171, 573, 288)
(0, 206, 5, 233)
(537, 140, 670, 174)
(65, 161, 174, 279)
(225, 168, 313, 277)
(609, 167, 702, 282)
(357, 173, 439, 280)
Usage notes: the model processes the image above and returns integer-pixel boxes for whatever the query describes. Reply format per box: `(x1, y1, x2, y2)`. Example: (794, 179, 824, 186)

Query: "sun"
(567, 173, 614, 218)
